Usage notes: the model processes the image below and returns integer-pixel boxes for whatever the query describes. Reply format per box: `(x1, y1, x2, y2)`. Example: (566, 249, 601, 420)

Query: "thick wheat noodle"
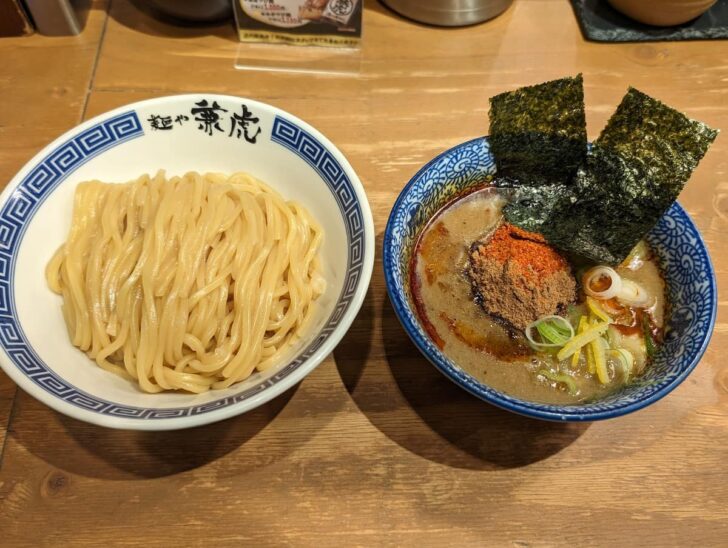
(46, 171, 326, 393)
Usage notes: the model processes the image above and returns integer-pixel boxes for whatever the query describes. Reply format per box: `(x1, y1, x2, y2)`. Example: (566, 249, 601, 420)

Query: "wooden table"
(1, 1, 727, 545)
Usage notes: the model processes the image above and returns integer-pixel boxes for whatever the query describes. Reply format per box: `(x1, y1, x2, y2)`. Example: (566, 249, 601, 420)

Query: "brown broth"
(411, 187, 667, 405)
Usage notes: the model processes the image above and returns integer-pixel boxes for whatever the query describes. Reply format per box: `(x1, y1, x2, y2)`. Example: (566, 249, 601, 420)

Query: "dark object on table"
(571, 0, 728, 41)
(380, 0, 513, 27)
(0, 0, 34, 36)
(24, 0, 90, 36)
(147, 0, 232, 23)
(489, 75, 587, 186)
(503, 88, 718, 265)
(234, 0, 362, 48)
(608, 0, 716, 26)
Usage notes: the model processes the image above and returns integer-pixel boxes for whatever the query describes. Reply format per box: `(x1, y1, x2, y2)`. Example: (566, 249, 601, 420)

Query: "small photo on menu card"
(234, 0, 362, 48)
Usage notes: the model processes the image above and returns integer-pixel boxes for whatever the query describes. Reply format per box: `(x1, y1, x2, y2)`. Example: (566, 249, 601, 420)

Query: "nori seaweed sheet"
(496, 179, 575, 234)
(503, 87, 718, 265)
(596, 87, 718, 199)
(489, 75, 587, 185)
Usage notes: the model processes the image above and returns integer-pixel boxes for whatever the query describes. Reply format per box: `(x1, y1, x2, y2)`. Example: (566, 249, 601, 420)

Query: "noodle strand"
(47, 171, 325, 393)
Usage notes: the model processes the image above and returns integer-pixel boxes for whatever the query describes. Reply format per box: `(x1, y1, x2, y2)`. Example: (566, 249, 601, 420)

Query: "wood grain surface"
(1, 1, 727, 546)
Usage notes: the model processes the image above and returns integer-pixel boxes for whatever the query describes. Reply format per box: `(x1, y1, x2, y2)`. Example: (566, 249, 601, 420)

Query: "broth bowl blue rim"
(383, 137, 716, 422)
(0, 95, 375, 430)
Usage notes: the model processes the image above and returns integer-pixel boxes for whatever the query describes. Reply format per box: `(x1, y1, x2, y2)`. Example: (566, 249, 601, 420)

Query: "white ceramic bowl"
(0, 95, 374, 430)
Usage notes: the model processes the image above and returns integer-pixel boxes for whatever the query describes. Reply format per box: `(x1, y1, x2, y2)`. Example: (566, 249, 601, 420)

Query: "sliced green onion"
(538, 369, 578, 395)
(537, 321, 571, 345)
(642, 315, 657, 358)
(525, 315, 575, 350)
(610, 348, 634, 383)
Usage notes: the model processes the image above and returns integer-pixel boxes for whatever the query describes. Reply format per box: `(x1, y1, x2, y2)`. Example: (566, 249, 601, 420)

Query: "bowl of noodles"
(384, 77, 717, 421)
(0, 95, 374, 430)
(384, 137, 716, 421)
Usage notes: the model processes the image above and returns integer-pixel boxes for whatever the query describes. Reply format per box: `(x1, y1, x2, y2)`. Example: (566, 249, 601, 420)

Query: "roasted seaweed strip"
(503, 87, 718, 265)
(489, 75, 587, 185)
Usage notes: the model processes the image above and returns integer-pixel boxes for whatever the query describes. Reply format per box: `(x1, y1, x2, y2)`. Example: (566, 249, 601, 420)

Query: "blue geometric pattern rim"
(0, 111, 366, 419)
(383, 137, 716, 422)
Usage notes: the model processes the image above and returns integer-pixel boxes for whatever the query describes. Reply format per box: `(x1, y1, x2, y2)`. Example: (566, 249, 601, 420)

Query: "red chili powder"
(483, 223, 570, 280)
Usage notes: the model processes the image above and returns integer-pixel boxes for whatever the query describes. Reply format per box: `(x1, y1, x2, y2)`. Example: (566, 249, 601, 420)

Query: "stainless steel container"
(381, 0, 514, 26)
(24, 0, 90, 36)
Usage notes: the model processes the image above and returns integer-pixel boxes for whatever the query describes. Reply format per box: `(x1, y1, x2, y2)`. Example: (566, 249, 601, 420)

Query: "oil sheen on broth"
(411, 187, 666, 405)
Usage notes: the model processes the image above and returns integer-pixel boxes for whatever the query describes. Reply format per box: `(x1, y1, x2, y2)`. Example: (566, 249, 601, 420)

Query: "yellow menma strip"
(571, 315, 588, 368)
(557, 322, 609, 362)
